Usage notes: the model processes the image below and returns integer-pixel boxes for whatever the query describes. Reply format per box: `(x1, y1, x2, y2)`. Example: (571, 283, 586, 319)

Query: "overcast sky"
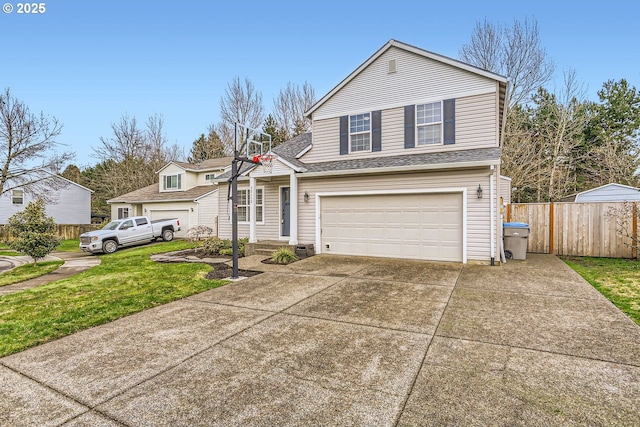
(2, 0, 639, 167)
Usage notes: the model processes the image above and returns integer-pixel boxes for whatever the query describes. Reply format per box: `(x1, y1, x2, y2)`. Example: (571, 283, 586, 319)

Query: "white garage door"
(321, 193, 463, 262)
(150, 210, 189, 237)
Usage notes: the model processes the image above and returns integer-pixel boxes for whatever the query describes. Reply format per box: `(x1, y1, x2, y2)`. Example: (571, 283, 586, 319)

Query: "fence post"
(549, 203, 554, 255)
(633, 203, 638, 259)
(506, 204, 511, 222)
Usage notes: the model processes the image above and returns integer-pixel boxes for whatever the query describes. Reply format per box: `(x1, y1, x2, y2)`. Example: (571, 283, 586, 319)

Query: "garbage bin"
(503, 222, 529, 260)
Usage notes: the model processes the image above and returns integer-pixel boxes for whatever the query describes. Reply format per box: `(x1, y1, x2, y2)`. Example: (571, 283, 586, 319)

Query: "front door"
(281, 187, 290, 237)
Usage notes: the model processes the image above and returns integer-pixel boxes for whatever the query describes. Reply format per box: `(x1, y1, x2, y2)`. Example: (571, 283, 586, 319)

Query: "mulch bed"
(155, 249, 263, 280)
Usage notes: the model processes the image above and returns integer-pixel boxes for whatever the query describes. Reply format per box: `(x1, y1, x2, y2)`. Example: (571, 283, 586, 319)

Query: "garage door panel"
(321, 193, 463, 262)
(150, 209, 189, 237)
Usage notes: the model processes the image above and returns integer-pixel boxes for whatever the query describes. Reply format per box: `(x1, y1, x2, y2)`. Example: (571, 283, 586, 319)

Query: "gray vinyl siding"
(195, 191, 219, 235)
(297, 168, 494, 261)
(303, 92, 497, 164)
(575, 184, 640, 202)
(313, 46, 496, 120)
(218, 177, 290, 240)
(0, 180, 92, 224)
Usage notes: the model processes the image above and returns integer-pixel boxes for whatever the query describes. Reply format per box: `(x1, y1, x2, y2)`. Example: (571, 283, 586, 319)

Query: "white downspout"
(490, 165, 496, 265)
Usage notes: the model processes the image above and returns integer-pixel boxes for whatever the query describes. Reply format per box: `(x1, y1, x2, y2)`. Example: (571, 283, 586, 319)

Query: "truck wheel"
(162, 229, 174, 242)
(103, 240, 118, 254)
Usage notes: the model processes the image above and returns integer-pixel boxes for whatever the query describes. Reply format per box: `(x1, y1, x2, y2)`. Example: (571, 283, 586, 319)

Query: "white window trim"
(162, 173, 183, 191)
(349, 112, 372, 153)
(416, 101, 443, 146)
(12, 189, 24, 205)
(236, 186, 265, 225)
(205, 173, 216, 181)
(117, 207, 130, 219)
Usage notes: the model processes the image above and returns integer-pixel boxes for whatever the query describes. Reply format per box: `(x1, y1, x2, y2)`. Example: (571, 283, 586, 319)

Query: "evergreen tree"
(6, 199, 60, 266)
(262, 114, 288, 148)
(188, 128, 226, 163)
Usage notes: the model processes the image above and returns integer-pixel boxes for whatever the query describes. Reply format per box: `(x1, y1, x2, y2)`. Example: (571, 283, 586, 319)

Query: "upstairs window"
(12, 189, 24, 205)
(205, 173, 216, 181)
(349, 113, 371, 152)
(163, 174, 182, 190)
(416, 102, 442, 145)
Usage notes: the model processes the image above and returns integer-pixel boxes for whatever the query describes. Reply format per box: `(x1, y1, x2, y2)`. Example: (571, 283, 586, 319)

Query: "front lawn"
(563, 256, 640, 326)
(0, 261, 64, 287)
(56, 239, 81, 252)
(0, 241, 226, 357)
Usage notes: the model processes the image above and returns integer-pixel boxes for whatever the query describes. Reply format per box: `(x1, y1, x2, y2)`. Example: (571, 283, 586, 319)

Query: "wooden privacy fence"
(507, 202, 637, 258)
(0, 224, 100, 241)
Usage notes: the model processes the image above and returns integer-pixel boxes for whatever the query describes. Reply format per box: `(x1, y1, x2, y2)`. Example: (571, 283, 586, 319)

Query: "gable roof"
(107, 183, 218, 204)
(306, 39, 508, 118)
(157, 157, 233, 174)
(572, 183, 640, 202)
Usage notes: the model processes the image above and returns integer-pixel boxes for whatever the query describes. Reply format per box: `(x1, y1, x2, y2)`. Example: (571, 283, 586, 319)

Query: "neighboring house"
(108, 157, 233, 237)
(216, 39, 508, 264)
(0, 170, 93, 224)
(561, 183, 640, 202)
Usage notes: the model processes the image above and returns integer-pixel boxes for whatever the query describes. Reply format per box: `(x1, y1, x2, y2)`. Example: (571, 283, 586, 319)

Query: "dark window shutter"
(443, 98, 455, 145)
(339, 115, 348, 155)
(404, 105, 415, 149)
(371, 110, 382, 152)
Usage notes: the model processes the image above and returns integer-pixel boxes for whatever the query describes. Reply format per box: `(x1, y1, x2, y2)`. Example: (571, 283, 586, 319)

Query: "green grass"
(563, 256, 640, 326)
(56, 239, 81, 252)
(0, 241, 226, 357)
(0, 261, 65, 287)
(0, 250, 21, 256)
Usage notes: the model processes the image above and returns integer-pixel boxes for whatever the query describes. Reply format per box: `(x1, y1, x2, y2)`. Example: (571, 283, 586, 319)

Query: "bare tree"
(0, 87, 73, 198)
(460, 17, 555, 110)
(217, 76, 265, 151)
(91, 114, 180, 201)
(502, 71, 588, 202)
(273, 81, 316, 142)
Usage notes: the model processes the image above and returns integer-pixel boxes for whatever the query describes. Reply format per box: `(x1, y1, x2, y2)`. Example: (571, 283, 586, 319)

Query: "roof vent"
(388, 59, 397, 74)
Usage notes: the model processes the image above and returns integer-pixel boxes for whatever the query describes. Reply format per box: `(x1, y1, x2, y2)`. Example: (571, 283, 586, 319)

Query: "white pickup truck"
(80, 216, 181, 254)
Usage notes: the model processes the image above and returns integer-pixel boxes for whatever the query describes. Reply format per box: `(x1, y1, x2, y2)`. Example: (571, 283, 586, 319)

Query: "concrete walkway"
(0, 252, 101, 296)
(0, 254, 638, 426)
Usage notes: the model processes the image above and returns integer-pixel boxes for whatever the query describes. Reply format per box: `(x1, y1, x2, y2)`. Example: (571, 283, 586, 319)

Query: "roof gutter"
(298, 159, 500, 179)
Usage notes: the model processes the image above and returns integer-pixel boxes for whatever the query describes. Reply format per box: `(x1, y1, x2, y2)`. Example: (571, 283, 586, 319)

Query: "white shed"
(574, 183, 640, 202)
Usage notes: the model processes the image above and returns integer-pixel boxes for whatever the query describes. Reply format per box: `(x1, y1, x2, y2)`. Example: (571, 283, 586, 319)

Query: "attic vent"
(388, 59, 397, 74)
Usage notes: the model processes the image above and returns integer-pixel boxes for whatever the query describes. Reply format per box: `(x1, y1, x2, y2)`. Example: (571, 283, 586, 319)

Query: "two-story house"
(218, 39, 510, 263)
(108, 157, 232, 237)
(0, 170, 93, 225)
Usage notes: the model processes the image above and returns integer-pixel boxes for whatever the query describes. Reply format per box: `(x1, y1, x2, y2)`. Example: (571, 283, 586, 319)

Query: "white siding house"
(0, 172, 93, 224)
(216, 40, 509, 264)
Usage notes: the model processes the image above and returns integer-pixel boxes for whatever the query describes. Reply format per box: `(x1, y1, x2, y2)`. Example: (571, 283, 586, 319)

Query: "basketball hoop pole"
(231, 123, 239, 279)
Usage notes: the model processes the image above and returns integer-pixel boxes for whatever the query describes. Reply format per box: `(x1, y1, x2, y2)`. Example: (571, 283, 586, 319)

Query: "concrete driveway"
(1, 254, 639, 426)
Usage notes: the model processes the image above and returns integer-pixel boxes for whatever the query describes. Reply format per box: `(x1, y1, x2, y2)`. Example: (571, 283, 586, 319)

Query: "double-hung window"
(237, 188, 264, 223)
(163, 174, 182, 190)
(349, 113, 371, 152)
(416, 102, 442, 145)
(12, 189, 24, 205)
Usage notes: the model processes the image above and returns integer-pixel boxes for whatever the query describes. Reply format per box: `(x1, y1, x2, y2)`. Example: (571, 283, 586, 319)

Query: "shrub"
(199, 236, 248, 257)
(186, 226, 214, 248)
(6, 200, 60, 266)
(271, 247, 299, 265)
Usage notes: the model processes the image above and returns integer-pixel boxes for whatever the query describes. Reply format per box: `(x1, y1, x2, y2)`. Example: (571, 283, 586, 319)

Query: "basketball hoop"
(256, 153, 276, 174)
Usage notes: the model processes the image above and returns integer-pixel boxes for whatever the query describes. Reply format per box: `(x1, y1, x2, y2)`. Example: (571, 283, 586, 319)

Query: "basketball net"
(254, 153, 276, 174)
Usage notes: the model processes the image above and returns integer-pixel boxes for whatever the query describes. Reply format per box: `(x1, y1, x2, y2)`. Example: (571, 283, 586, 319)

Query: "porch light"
(477, 184, 483, 199)
(304, 192, 309, 202)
